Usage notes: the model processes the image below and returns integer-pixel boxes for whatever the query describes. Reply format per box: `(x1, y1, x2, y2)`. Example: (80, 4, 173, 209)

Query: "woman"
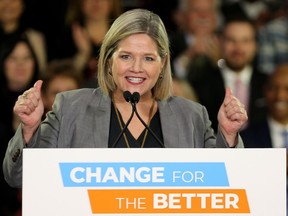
(0, 35, 39, 216)
(3, 9, 247, 188)
(0, 0, 47, 74)
(0, 35, 39, 142)
(54, 0, 123, 87)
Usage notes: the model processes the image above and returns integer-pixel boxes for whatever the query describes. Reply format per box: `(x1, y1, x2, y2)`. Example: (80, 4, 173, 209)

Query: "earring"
(159, 72, 163, 80)
(108, 68, 112, 76)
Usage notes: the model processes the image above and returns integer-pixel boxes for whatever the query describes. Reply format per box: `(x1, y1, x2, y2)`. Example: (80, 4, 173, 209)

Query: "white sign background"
(23, 148, 286, 216)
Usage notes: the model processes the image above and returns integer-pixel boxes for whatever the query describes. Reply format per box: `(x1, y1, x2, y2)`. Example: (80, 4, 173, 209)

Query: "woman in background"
(54, 0, 123, 87)
(0, 35, 39, 216)
(0, 0, 47, 74)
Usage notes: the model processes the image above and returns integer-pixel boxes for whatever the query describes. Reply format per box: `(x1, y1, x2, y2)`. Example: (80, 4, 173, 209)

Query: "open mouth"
(126, 77, 145, 84)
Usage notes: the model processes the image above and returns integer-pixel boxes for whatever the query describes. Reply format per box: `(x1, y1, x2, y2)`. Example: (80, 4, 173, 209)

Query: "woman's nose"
(131, 58, 143, 72)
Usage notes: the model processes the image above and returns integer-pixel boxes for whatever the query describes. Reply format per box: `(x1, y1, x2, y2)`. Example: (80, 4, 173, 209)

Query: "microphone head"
(123, 91, 132, 103)
(132, 92, 140, 104)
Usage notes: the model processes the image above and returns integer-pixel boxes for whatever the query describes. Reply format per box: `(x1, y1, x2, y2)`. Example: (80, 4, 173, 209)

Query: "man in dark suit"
(241, 63, 288, 148)
(191, 17, 268, 132)
(240, 63, 288, 215)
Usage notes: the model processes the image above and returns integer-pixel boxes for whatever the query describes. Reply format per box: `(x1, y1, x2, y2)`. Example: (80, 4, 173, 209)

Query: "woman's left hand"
(217, 88, 248, 147)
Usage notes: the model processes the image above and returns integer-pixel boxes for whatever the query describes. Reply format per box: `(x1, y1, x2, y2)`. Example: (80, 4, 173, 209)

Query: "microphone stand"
(111, 91, 134, 148)
(111, 91, 165, 148)
(131, 93, 165, 148)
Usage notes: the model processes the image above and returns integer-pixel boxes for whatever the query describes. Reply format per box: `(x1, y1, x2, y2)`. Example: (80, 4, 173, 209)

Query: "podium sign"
(23, 148, 286, 216)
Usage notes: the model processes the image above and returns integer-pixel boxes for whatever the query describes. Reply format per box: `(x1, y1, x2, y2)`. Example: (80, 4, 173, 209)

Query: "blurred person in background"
(240, 64, 288, 215)
(220, 0, 283, 29)
(52, 0, 123, 87)
(241, 64, 288, 149)
(256, 3, 288, 75)
(0, 35, 39, 144)
(169, 0, 222, 83)
(172, 76, 198, 102)
(0, 35, 39, 216)
(191, 17, 268, 132)
(0, 0, 47, 74)
(41, 59, 83, 118)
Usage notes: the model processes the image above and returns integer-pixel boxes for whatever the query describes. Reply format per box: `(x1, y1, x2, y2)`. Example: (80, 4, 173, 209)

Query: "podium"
(23, 148, 286, 216)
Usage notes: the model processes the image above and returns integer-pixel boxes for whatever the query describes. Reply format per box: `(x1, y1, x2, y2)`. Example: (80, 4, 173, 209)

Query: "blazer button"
(12, 148, 21, 162)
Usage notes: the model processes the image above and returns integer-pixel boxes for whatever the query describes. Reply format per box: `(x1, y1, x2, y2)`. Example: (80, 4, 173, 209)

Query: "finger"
(15, 98, 25, 109)
(224, 97, 245, 112)
(16, 97, 36, 114)
(225, 106, 247, 119)
(24, 97, 38, 112)
(228, 111, 248, 123)
(22, 92, 28, 99)
(224, 100, 247, 119)
(26, 87, 42, 104)
(16, 91, 36, 111)
(20, 89, 37, 105)
(22, 89, 32, 99)
(14, 100, 32, 115)
(29, 92, 40, 107)
(224, 98, 245, 114)
(228, 112, 244, 122)
(22, 81, 42, 102)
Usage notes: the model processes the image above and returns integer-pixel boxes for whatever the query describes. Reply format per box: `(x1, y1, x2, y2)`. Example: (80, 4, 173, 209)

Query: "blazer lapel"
(91, 92, 111, 148)
(158, 101, 179, 148)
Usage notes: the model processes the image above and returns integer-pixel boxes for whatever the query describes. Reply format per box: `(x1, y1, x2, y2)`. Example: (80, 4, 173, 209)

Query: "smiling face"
(265, 65, 288, 124)
(111, 33, 165, 101)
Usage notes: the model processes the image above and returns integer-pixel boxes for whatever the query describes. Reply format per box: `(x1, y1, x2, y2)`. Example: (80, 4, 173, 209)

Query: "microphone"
(131, 92, 165, 148)
(123, 91, 132, 103)
(111, 91, 135, 148)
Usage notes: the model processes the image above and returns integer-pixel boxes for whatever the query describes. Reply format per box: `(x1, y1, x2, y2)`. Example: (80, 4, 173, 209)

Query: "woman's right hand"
(14, 80, 44, 143)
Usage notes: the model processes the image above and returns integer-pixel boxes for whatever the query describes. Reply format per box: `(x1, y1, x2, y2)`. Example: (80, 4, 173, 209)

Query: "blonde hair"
(98, 8, 173, 100)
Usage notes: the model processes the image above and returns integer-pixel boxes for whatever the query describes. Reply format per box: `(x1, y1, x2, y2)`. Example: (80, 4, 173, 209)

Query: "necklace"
(113, 99, 155, 148)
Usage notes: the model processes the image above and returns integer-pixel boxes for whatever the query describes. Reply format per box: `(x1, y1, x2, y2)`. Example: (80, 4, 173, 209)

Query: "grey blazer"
(3, 88, 244, 187)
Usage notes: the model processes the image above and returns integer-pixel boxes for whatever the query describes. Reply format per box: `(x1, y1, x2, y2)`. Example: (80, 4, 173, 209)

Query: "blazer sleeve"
(2, 124, 40, 188)
(2, 92, 64, 188)
(199, 104, 244, 148)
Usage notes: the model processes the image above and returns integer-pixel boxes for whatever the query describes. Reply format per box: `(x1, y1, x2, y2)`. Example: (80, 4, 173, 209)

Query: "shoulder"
(160, 96, 212, 133)
(58, 87, 99, 97)
(163, 96, 206, 115)
(54, 87, 106, 107)
(25, 28, 46, 40)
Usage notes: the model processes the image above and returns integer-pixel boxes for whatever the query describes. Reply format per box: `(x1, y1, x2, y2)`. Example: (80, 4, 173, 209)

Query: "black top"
(108, 103, 163, 148)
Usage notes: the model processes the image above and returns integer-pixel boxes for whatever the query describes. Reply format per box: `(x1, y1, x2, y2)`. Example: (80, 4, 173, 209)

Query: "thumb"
(34, 80, 43, 92)
(223, 87, 233, 104)
(225, 87, 233, 97)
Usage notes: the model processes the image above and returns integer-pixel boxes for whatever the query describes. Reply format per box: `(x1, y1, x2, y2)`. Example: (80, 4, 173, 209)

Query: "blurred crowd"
(1, 0, 288, 215)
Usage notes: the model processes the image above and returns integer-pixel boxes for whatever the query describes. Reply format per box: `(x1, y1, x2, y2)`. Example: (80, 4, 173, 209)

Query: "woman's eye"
(120, 55, 130, 60)
(145, 56, 154, 61)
